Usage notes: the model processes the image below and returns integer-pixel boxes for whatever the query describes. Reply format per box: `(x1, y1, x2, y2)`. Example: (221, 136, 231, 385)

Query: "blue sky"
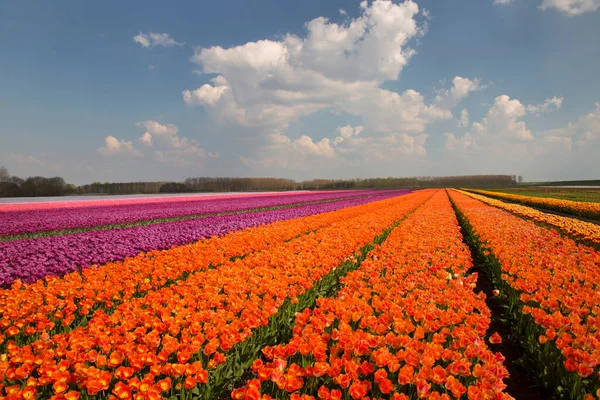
(1, 0, 599, 184)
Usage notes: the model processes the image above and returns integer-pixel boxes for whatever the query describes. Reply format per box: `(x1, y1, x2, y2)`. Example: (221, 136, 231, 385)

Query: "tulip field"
(1, 189, 599, 399)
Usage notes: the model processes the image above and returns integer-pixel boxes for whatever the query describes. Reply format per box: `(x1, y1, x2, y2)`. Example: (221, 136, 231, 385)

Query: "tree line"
(0, 166, 76, 197)
(299, 175, 519, 189)
(0, 165, 521, 198)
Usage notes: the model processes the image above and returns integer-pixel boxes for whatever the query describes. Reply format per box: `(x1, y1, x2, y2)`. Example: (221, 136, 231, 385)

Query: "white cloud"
(183, 0, 456, 137)
(444, 94, 536, 154)
(338, 124, 364, 138)
(444, 132, 475, 152)
(293, 136, 336, 157)
(136, 120, 178, 137)
(98, 136, 142, 157)
(539, 0, 600, 15)
(97, 121, 218, 167)
(496, 0, 599, 14)
(181, 1, 486, 174)
(539, 103, 600, 149)
(334, 124, 364, 145)
(526, 96, 563, 114)
(134, 120, 218, 166)
(394, 133, 428, 155)
(139, 132, 153, 146)
(458, 108, 469, 128)
(183, 79, 229, 107)
(133, 32, 184, 48)
(469, 94, 534, 141)
(242, 122, 429, 174)
(435, 76, 483, 109)
(444, 95, 600, 161)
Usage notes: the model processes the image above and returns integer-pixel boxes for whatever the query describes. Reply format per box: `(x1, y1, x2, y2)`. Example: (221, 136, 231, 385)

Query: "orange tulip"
(232, 191, 512, 399)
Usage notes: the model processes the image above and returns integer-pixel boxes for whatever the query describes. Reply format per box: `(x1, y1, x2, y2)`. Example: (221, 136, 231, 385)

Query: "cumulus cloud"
(133, 32, 184, 48)
(435, 77, 483, 109)
(526, 96, 563, 114)
(98, 136, 142, 157)
(444, 94, 537, 154)
(539, 0, 600, 15)
(134, 120, 218, 166)
(139, 132, 153, 146)
(387, 133, 429, 155)
(338, 124, 364, 138)
(183, 1, 458, 139)
(474, 94, 534, 141)
(293, 136, 336, 157)
(444, 132, 475, 152)
(444, 94, 599, 161)
(181, 1, 489, 174)
(496, 0, 599, 14)
(334, 124, 364, 145)
(97, 121, 218, 167)
(136, 120, 178, 137)
(241, 120, 430, 174)
(539, 102, 600, 149)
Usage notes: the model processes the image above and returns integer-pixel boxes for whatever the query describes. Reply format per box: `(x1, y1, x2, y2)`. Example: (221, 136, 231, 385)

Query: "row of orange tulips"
(0, 191, 433, 399)
(233, 190, 512, 400)
(0, 193, 399, 350)
(449, 189, 600, 399)
(459, 190, 600, 246)
(466, 189, 600, 221)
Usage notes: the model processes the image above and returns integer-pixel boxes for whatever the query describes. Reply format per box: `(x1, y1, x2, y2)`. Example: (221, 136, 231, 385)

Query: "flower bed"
(0, 192, 403, 287)
(233, 190, 512, 400)
(449, 189, 600, 398)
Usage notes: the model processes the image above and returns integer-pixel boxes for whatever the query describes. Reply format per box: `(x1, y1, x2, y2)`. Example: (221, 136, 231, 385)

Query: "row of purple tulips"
(0, 191, 409, 287)
(0, 190, 373, 236)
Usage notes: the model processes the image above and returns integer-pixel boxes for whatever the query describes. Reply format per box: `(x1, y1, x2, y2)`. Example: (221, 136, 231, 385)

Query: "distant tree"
(0, 166, 11, 196)
(0, 165, 9, 182)
(159, 182, 193, 193)
(10, 176, 24, 186)
(66, 183, 78, 194)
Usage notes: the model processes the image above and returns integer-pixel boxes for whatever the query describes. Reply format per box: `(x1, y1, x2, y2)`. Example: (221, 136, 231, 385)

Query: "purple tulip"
(0, 191, 409, 286)
(0, 191, 378, 236)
